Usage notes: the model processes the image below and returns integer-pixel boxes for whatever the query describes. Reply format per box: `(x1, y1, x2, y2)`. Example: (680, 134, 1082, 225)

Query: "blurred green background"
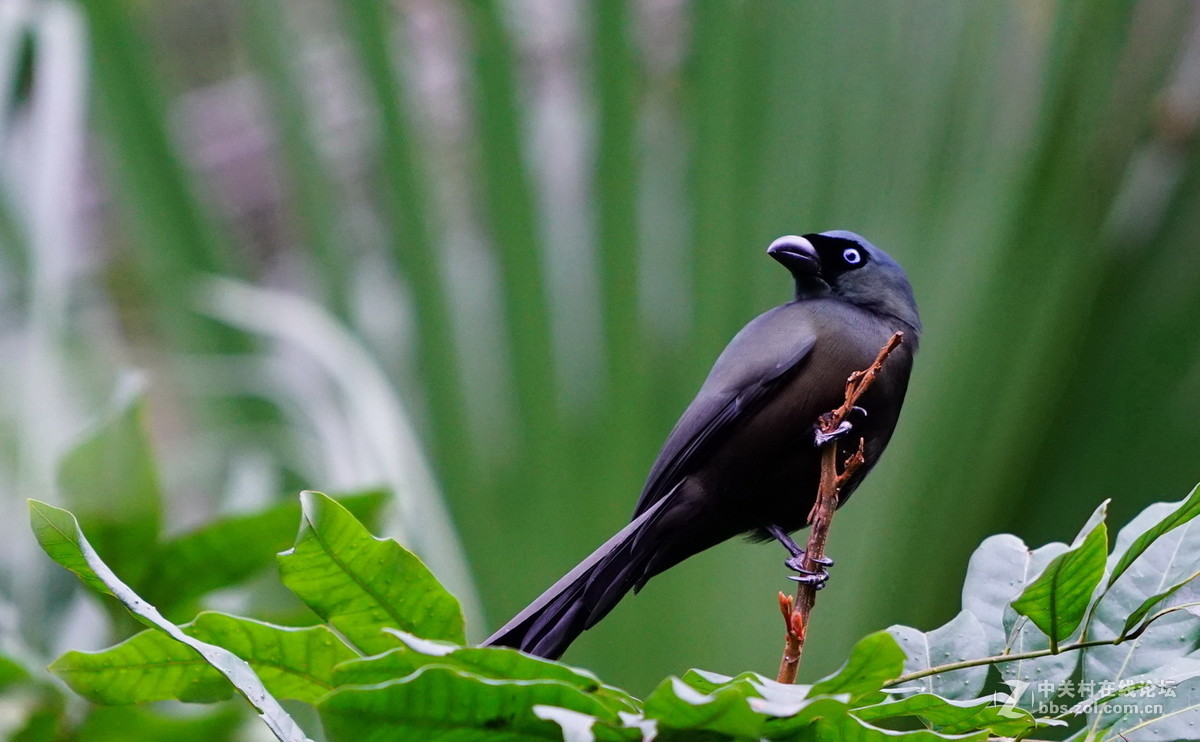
(3, 0, 1200, 733)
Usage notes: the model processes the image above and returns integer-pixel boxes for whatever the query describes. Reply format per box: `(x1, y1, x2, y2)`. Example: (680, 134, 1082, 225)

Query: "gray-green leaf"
(888, 610, 990, 699)
(1108, 483, 1200, 590)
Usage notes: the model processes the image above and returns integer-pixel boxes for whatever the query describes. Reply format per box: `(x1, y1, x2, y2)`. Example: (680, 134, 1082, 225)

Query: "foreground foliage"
(18, 481, 1200, 741)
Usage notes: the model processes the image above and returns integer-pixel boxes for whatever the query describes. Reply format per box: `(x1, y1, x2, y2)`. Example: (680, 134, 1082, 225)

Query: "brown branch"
(776, 331, 905, 684)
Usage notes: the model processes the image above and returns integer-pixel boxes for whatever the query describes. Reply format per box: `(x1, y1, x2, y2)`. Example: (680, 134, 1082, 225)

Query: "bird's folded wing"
(631, 327, 816, 519)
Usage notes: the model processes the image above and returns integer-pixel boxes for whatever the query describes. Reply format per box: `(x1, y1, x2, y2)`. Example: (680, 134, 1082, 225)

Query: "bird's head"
(767, 230, 921, 332)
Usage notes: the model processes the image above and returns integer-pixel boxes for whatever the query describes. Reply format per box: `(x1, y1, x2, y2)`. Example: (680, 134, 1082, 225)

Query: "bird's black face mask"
(768, 231, 921, 332)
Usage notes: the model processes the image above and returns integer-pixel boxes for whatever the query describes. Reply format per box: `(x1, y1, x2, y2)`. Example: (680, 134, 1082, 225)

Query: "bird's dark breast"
(696, 308, 914, 537)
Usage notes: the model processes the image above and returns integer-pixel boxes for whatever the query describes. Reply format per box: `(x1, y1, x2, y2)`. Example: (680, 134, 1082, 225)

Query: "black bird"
(485, 231, 920, 659)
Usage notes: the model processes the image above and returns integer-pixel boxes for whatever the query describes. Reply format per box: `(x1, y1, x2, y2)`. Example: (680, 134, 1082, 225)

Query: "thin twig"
(776, 331, 905, 684)
(882, 638, 1116, 688)
(881, 599, 1197, 688)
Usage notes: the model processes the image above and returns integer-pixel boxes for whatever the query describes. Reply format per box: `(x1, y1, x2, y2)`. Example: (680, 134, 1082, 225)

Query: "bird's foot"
(790, 570, 830, 590)
(784, 553, 834, 590)
(784, 553, 834, 571)
(814, 420, 852, 447)
(813, 406, 869, 447)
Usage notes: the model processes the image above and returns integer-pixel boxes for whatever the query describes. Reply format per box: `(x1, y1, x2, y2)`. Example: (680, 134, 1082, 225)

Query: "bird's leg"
(812, 406, 868, 447)
(766, 524, 834, 589)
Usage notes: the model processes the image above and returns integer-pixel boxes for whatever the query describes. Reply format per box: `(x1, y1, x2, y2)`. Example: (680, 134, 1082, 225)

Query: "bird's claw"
(785, 552, 834, 589)
(814, 420, 852, 447)
(784, 553, 833, 571)
(788, 571, 830, 590)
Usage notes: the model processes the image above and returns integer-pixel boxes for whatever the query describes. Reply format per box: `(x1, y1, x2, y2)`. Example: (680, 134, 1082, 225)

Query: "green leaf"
(277, 491, 464, 654)
(664, 668, 852, 736)
(335, 630, 638, 713)
(319, 666, 623, 741)
(649, 670, 852, 737)
(809, 631, 907, 702)
(30, 499, 116, 597)
(52, 631, 233, 705)
(140, 490, 385, 615)
(0, 653, 30, 690)
(532, 705, 626, 742)
(1108, 483, 1200, 590)
(888, 610, 990, 699)
(56, 385, 161, 584)
(760, 697, 856, 737)
(805, 713, 990, 741)
(1011, 500, 1109, 649)
(853, 693, 1038, 736)
(29, 500, 311, 742)
(51, 612, 357, 705)
(642, 674, 767, 738)
(76, 707, 245, 742)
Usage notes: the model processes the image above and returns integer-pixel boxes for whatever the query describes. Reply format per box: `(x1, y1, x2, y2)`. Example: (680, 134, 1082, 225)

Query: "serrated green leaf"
(853, 693, 1037, 736)
(805, 712, 989, 741)
(674, 669, 777, 702)
(30, 499, 117, 597)
(57, 384, 161, 585)
(668, 668, 849, 734)
(1011, 500, 1109, 649)
(29, 500, 311, 742)
(319, 666, 623, 741)
(1108, 483, 1200, 590)
(657, 662, 854, 734)
(277, 491, 464, 653)
(642, 675, 767, 738)
(51, 612, 356, 705)
(761, 696, 854, 737)
(335, 630, 638, 714)
(140, 490, 385, 615)
(888, 610, 990, 699)
(537, 708, 595, 742)
(51, 631, 234, 705)
(189, 613, 357, 702)
(809, 631, 907, 702)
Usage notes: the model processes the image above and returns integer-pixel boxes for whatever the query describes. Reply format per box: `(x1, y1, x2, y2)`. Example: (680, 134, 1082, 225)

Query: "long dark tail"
(483, 493, 675, 659)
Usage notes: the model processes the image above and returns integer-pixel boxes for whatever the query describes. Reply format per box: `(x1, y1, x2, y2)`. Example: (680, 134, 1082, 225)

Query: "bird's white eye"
(842, 247, 863, 265)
